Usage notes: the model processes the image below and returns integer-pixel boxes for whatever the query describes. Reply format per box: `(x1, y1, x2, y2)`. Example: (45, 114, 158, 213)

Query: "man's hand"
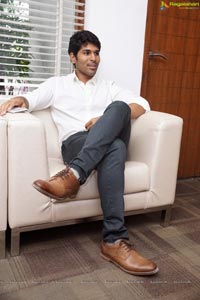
(129, 103, 146, 119)
(85, 116, 101, 130)
(0, 96, 29, 116)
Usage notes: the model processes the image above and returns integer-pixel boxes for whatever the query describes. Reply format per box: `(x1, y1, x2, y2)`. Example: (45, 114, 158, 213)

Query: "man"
(0, 30, 158, 276)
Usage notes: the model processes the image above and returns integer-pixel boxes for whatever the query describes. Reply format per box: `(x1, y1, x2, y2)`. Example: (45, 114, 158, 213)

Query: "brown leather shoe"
(32, 167, 80, 201)
(100, 239, 159, 275)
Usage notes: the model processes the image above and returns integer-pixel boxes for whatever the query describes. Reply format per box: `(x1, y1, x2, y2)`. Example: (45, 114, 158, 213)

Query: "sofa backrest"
(32, 109, 62, 160)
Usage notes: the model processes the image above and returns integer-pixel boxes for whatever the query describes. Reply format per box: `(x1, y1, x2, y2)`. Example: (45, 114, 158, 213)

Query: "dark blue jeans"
(61, 101, 131, 242)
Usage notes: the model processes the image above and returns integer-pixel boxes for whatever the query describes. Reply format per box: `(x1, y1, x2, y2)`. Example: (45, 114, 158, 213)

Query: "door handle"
(149, 51, 168, 60)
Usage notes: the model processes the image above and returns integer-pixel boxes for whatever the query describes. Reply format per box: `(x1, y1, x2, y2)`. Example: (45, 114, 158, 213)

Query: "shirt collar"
(72, 71, 98, 85)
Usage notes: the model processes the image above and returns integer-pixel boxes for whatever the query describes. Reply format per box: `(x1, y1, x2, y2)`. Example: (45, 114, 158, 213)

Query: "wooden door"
(141, 0, 200, 178)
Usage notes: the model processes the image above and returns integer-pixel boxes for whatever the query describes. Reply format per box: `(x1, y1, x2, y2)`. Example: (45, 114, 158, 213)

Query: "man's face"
(70, 43, 100, 83)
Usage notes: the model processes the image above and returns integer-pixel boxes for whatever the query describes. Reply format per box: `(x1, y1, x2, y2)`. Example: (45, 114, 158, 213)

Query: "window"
(0, 0, 85, 98)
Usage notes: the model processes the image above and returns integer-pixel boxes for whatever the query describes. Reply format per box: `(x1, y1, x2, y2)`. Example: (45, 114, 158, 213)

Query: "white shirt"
(26, 72, 150, 143)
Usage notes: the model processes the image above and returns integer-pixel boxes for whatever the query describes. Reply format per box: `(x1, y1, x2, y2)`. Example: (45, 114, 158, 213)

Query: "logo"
(160, 1, 170, 10)
(160, 1, 200, 10)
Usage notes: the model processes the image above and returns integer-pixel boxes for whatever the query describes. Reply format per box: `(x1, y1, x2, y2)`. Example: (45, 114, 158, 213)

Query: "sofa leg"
(11, 229, 20, 257)
(161, 206, 172, 227)
(0, 231, 6, 259)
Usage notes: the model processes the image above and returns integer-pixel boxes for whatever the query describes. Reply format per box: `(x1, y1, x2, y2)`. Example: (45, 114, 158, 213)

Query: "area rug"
(0, 179, 199, 300)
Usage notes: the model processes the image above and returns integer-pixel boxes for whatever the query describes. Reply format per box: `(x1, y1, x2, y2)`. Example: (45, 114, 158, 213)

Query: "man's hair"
(68, 30, 101, 56)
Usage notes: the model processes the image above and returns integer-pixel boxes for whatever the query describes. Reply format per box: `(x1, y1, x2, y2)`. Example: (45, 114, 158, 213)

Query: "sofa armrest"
(128, 111, 183, 206)
(0, 118, 7, 232)
(3, 112, 52, 228)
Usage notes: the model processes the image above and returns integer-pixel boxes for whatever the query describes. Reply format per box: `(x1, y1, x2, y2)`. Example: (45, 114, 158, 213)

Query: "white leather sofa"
(0, 118, 7, 259)
(3, 109, 183, 256)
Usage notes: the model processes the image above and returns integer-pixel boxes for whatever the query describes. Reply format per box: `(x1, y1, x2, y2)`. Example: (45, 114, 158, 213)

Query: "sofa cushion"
(48, 158, 150, 200)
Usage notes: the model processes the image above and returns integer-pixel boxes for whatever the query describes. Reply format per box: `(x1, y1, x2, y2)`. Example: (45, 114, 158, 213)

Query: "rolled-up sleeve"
(25, 77, 55, 112)
(110, 82, 150, 112)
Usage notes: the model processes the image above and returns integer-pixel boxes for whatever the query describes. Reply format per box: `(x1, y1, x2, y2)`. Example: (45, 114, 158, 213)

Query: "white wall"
(85, 0, 148, 94)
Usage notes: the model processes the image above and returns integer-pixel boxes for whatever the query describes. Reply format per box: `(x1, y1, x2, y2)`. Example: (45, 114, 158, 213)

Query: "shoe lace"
(50, 166, 71, 181)
(119, 240, 133, 253)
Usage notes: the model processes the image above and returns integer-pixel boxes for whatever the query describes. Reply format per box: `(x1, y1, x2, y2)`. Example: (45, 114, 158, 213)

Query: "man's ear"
(69, 52, 76, 65)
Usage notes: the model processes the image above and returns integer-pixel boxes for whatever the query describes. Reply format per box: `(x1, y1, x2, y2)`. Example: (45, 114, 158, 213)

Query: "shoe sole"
(100, 252, 159, 276)
(32, 183, 76, 201)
